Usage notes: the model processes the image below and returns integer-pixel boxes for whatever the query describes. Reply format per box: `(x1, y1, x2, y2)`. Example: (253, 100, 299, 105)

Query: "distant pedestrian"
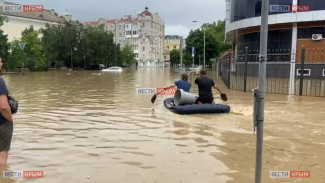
(0, 57, 13, 166)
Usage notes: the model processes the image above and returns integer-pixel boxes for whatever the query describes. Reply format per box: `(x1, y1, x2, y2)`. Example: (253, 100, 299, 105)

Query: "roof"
(165, 35, 182, 40)
(106, 19, 116, 24)
(83, 21, 98, 25)
(139, 6, 152, 16)
(120, 16, 132, 22)
(1, 1, 65, 23)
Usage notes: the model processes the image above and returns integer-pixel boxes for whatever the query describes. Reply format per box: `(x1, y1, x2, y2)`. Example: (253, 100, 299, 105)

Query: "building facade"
(0, 1, 69, 42)
(163, 35, 183, 66)
(164, 35, 182, 51)
(224, 0, 325, 95)
(84, 7, 165, 67)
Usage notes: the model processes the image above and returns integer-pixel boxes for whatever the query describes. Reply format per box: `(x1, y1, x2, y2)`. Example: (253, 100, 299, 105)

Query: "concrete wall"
(2, 16, 58, 42)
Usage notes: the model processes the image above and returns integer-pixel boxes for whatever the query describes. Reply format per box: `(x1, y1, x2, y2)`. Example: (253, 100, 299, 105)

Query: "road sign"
(192, 47, 195, 57)
(19, 43, 26, 50)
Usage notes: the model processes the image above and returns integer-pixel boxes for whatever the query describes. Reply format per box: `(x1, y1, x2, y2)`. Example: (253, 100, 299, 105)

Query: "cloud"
(9, 0, 226, 38)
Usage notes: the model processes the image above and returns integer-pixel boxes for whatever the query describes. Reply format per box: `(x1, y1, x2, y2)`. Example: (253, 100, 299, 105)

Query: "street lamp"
(71, 47, 77, 70)
(192, 20, 205, 70)
(18, 42, 26, 76)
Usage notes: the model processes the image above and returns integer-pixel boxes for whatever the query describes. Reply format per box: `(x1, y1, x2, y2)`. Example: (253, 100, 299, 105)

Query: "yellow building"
(0, 1, 69, 42)
(164, 35, 182, 51)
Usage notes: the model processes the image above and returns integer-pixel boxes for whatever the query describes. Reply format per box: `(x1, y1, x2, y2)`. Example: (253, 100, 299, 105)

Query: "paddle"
(215, 87, 228, 101)
(151, 89, 166, 104)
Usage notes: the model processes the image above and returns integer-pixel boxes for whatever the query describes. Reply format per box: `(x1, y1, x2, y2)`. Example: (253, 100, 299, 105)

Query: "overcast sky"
(8, 0, 226, 38)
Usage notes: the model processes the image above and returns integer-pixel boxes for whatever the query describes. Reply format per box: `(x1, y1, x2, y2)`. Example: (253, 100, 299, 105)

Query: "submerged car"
(101, 66, 123, 72)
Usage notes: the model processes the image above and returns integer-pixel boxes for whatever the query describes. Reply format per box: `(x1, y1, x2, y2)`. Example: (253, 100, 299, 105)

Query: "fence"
(219, 48, 325, 97)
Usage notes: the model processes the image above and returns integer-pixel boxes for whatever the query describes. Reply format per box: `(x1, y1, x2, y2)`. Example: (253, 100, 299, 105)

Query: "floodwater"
(1, 68, 324, 183)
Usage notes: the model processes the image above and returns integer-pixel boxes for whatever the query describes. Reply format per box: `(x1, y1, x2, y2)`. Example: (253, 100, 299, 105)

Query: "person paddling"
(164, 73, 191, 92)
(195, 70, 219, 104)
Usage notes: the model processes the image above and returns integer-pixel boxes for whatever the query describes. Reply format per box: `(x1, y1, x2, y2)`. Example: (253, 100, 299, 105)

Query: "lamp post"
(18, 42, 26, 76)
(192, 20, 205, 69)
(71, 47, 77, 70)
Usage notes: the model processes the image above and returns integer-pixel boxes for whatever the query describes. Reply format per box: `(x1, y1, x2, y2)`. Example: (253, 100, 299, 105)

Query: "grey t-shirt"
(0, 78, 9, 125)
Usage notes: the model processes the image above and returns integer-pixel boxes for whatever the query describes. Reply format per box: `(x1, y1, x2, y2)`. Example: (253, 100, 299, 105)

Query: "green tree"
(120, 44, 135, 66)
(185, 20, 231, 67)
(0, 15, 10, 70)
(170, 49, 180, 64)
(0, 15, 7, 27)
(21, 31, 46, 71)
(7, 40, 26, 70)
(22, 25, 35, 36)
(41, 21, 119, 69)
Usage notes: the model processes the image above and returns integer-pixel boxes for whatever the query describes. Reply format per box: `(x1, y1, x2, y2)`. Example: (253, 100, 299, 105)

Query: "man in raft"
(195, 70, 219, 104)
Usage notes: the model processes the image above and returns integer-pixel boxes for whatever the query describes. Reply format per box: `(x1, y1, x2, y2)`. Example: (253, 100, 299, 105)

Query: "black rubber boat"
(163, 98, 231, 115)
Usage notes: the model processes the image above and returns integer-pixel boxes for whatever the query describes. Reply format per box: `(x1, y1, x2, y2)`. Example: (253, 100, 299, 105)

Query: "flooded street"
(1, 68, 324, 183)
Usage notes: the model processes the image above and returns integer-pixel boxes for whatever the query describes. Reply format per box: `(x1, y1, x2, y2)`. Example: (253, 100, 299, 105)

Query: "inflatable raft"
(163, 98, 231, 115)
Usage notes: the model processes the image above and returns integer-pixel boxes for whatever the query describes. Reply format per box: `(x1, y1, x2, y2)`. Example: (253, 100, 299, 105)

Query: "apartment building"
(84, 7, 165, 67)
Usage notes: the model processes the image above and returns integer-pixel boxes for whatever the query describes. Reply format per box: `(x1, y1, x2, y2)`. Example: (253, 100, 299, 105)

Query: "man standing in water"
(195, 70, 219, 104)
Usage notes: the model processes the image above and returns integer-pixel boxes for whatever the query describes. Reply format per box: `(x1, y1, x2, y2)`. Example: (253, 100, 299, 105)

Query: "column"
(289, 23, 297, 95)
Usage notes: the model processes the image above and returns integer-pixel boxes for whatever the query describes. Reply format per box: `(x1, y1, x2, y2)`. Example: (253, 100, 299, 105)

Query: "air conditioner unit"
(312, 34, 323, 40)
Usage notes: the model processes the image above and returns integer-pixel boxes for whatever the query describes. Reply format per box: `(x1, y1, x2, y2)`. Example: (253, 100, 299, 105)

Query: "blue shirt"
(174, 80, 191, 92)
(0, 78, 9, 126)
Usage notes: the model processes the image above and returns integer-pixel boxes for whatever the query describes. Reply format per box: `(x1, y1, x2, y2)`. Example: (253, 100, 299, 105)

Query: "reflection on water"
(1, 68, 324, 183)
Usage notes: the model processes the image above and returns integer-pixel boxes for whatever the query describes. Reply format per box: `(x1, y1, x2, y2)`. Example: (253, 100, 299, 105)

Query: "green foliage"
(22, 25, 35, 36)
(21, 31, 46, 71)
(0, 15, 7, 27)
(0, 29, 9, 61)
(7, 40, 26, 70)
(185, 20, 231, 66)
(170, 49, 180, 64)
(41, 21, 119, 68)
(0, 15, 10, 70)
(120, 44, 135, 66)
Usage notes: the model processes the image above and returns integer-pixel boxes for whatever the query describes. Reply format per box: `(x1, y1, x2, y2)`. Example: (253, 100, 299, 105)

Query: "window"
(173, 46, 176, 49)
(232, 0, 292, 22)
(298, 27, 325, 39)
(323, 69, 325, 76)
(297, 69, 311, 76)
(143, 47, 145, 51)
(167, 46, 169, 49)
(237, 29, 292, 55)
(298, 0, 325, 11)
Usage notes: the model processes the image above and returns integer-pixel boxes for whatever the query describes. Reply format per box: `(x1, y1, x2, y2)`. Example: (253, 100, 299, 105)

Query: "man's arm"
(0, 95, 13, 122)
(164, 84, 176, 89)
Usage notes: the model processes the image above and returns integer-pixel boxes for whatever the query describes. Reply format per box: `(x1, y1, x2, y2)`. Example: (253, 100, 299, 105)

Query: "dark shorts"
(196, 97, 214, 104)
(0, 122, 13, 152)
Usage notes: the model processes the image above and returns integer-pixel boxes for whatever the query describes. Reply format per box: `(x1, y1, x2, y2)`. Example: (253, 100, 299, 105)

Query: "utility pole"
(254, 0, 269, 183)
(203, 27, 206, 69)
(192, 20, 205, 69)
(180, 36, 183, 68)
(71, 48, 73, 70)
